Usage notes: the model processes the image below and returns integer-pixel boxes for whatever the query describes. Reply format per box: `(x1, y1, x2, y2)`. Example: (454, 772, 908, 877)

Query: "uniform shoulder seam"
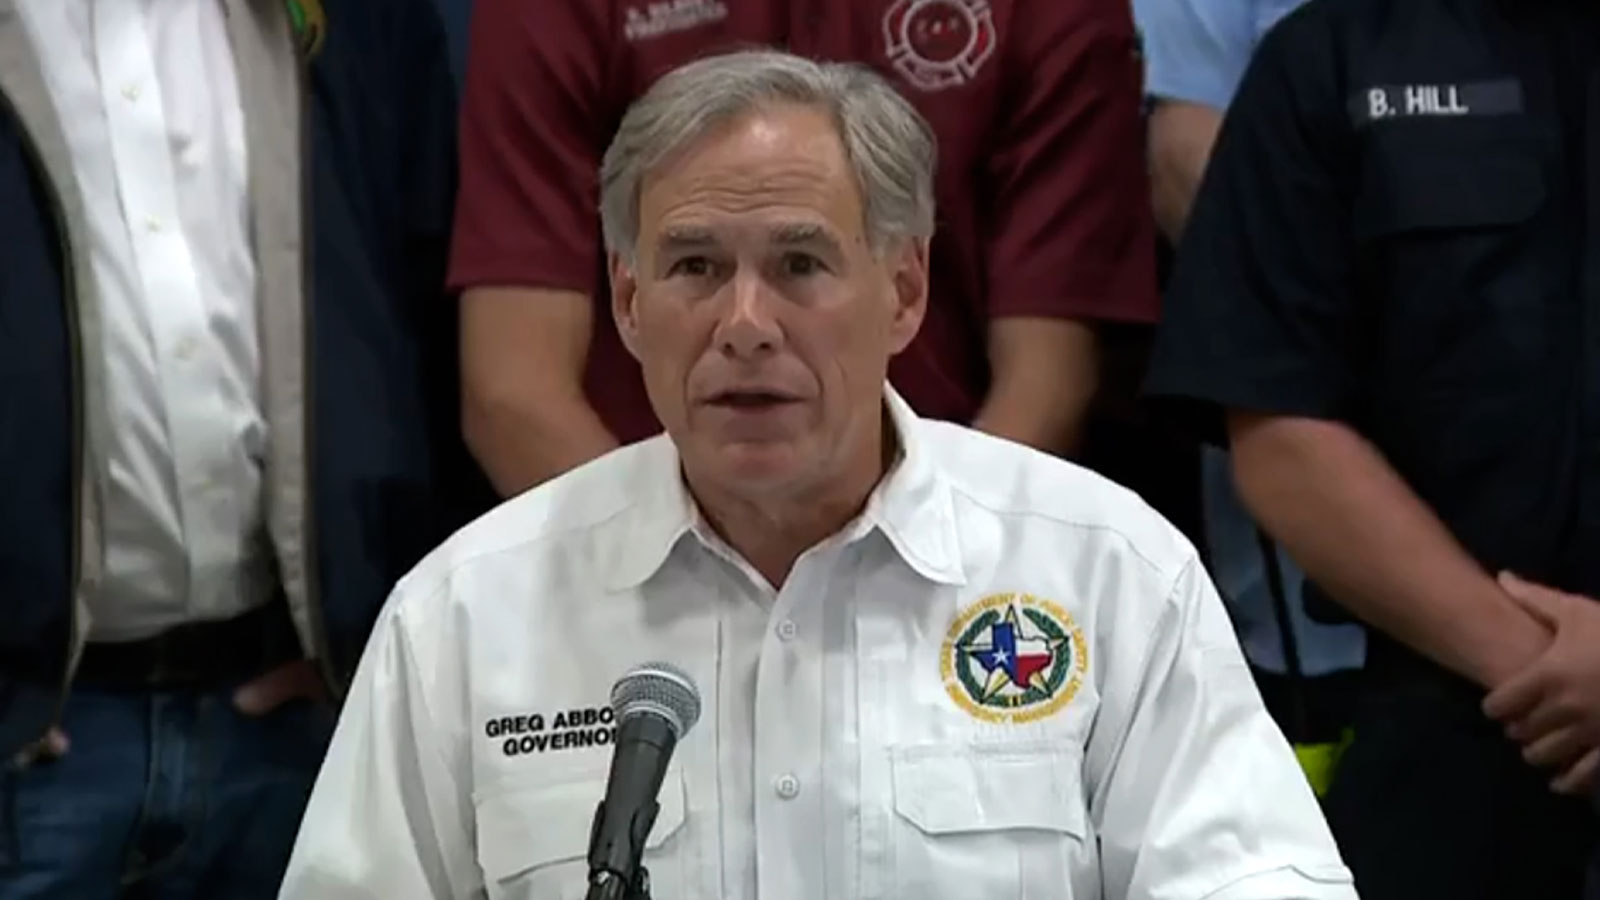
(943, 478, 1180, 581)
(396, 496, 642, 606)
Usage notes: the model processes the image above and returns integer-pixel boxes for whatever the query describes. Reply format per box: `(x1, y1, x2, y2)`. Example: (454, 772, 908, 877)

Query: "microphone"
(585, 662, 702, 900)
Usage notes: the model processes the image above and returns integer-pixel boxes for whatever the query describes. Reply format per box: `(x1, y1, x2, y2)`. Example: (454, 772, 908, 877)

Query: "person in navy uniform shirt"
(1148, 0, 1600, 897)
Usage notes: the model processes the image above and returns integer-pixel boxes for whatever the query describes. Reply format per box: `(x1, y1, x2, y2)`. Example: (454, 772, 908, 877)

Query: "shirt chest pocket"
(1354, 139, 1551, 374)
(885, 744, 1095, 900)
(474, 770, 694, 900)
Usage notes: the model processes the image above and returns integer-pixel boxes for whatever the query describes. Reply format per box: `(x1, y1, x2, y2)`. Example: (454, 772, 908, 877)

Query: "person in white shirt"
(279, 49, 1356, 900)
(0, 1, 468, 897)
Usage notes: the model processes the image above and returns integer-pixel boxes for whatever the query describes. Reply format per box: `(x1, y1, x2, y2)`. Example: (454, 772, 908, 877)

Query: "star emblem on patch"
(964, 604, 1070, 700)
(940, 593, 1088, 724)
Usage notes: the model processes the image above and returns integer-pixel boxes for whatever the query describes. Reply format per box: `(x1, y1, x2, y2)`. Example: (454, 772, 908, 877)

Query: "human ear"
(610, 252, 644, 361)
(887, 237, 929, 353)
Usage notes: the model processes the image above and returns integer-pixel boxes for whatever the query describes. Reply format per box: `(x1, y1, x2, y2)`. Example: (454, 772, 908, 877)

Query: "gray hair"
(599, 49, 937, 260)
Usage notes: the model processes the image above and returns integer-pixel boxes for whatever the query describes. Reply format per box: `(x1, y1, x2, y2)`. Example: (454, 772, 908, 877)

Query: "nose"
(713, 269, 783, 359)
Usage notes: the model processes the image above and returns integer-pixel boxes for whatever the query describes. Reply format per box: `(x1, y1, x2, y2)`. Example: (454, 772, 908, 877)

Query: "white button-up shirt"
(17, 0, 271, 640)
(281, 391, 1357, 900)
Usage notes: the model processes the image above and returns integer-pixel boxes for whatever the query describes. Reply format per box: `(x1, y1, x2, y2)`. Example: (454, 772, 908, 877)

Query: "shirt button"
(174, 336, 199, 361)
(144, 216, 163, 233)
(122, 84, 140, 102)
(775, 619, 797, 642)
(774, 773, 800, 800)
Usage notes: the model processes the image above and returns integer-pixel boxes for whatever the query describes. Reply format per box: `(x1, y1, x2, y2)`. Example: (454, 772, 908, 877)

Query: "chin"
(704, 442, 808, 492)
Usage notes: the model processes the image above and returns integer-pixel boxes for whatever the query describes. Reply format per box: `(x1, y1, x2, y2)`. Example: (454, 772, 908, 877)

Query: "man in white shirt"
(0, 1, 470, 897)
(279, 49, 1355, 900)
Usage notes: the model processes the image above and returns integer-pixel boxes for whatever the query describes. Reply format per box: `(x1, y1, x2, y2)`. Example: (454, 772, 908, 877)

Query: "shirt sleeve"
(278, 596, 480, 899)
(1142, 7, 1363, 429)
(1132, 0, 1257, 110)
(446, 0, 615, 294)
(1090, 558, 1357, 900)
(983, 0, 1160, 324)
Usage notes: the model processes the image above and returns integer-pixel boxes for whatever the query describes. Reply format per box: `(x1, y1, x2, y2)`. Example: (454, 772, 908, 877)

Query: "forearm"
(1147, 101, 1224, 243)
(460, 287, 619, 496)
(974, 317, 1098, 455)
(1150, 153, 1205, 246)
(463, 387, 618, 497)
(1229, 413, 1547, 687)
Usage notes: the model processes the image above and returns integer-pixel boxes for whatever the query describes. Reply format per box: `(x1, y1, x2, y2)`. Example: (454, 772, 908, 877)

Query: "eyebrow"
(654, 222, 846, 255)
(770, 222, 844, 256)
(657, 226, 717, 254)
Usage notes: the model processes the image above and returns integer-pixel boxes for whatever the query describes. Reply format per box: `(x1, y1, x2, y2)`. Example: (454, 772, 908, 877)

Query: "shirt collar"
(603, 385, 967, 591)
(858, 387, 967, 585)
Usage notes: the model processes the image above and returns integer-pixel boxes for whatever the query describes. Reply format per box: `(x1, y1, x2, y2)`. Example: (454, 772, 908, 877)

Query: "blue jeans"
(0, 684, 334, 899)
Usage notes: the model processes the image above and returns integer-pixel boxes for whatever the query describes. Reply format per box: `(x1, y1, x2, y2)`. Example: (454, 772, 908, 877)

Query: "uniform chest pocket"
(1356, 150, 1543, 237)
(474, 770, 689, 900)
(1354, 142, 1551, 382)
(887, 743, 1093, 900)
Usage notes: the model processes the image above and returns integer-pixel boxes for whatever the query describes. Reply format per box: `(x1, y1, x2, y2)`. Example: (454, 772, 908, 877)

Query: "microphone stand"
(585, 799, 655, 900)
(585, 866, 653, 900)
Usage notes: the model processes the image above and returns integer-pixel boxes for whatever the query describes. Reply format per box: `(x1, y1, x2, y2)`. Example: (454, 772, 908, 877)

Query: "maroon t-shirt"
(449, 0, 1159, 444)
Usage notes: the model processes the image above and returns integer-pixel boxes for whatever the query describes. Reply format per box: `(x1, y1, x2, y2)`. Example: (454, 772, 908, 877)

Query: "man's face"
(612, 104, 927, 499)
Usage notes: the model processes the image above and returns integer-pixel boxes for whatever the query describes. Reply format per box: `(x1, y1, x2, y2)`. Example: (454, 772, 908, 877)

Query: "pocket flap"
(475, 769, 687, 883)
(1356, 150, 1543, 237)
(890, 744, 1086, 837)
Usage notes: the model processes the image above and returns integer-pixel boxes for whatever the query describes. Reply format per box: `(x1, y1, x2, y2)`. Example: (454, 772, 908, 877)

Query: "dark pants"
(1252, 666, 1361, 745)
(1325, 644, 1595, 900)
(0, 684, 333, 900)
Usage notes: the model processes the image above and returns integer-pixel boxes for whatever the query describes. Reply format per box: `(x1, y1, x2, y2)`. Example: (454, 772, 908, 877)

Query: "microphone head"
(610, 662, 702, 740)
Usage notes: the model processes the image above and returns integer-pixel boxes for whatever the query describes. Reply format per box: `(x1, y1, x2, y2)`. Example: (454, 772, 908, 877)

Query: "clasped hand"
(1483, 572, 1600, 797)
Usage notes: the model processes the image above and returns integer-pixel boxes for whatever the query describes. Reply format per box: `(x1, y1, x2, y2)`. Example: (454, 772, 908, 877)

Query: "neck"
(691, 409, 896, 588)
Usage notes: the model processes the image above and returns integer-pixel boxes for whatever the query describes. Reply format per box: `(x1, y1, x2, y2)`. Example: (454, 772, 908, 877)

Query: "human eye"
(780, 252, 825, 278)
(668, 256, 713, 278)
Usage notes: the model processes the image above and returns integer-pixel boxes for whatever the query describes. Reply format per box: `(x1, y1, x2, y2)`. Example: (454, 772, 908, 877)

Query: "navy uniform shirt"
(1147, 3, 1600, 894)
(1148, 0, 1600, 603)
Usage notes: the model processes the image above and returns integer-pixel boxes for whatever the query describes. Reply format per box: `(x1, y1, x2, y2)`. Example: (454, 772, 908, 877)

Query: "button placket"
(752, 551, 829, 900)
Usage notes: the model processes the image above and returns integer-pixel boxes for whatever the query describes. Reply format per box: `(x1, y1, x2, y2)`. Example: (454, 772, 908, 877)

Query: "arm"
(972, 319, 1098, 454)
(1093, 558, 1356, 900)
(979, 0, 1159, 455)
(1230, 413, 1547, 688)
(449, 0, 618, 493)
(1146, 101, 1222, 242)
(1132, 0, 1254, 240)
(460, 287, 618, 495)
(278, 601, 479, 898)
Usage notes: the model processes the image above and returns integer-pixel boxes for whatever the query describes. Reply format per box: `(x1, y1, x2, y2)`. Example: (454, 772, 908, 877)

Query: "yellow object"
(286, 0, 326, 59)
(1293, 729, 1355, 797)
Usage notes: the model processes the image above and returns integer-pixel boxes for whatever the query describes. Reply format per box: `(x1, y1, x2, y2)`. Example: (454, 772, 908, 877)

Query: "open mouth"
(708, 390, 799, 409)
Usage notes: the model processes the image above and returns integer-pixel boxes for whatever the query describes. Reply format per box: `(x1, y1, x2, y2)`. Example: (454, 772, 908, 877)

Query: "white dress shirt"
(280, 390, 1357, 900)
(17, 0, 271, 641)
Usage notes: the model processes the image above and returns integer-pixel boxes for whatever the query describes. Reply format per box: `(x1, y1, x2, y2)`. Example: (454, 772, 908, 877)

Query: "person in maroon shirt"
(451, 0, 1158, 494)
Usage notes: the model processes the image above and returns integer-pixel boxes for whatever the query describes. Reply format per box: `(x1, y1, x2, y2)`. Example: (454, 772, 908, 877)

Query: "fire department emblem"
(942, 593, 1087, 724)
(883, 0, 998, 91)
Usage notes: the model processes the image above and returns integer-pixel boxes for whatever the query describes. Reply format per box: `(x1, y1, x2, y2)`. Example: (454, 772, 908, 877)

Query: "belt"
(73, 598, 304, 692)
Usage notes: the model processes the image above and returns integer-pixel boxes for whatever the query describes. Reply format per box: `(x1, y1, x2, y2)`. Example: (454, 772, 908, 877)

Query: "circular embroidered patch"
(883, 0, 998, 91)
(940, 593, 1088, 724)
